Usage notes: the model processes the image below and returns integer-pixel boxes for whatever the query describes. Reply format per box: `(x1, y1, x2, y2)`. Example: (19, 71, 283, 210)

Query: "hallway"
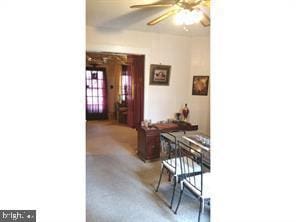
(86, 121, 210, 222)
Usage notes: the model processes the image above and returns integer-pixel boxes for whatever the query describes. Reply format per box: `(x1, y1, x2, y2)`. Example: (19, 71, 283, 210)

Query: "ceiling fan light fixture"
(175, 9, 203, 26)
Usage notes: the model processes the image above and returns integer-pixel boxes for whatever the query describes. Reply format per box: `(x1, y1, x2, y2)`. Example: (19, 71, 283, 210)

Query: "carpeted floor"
(86, 121, 210, 222)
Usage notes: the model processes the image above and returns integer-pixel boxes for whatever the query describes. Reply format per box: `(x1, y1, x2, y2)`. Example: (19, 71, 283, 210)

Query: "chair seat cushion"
(163, 157, 201, 176)
(183, 172, 211, 199)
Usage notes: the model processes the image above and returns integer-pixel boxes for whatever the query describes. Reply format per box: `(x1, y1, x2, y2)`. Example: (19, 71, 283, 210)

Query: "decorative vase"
(182, 104, 189, 121)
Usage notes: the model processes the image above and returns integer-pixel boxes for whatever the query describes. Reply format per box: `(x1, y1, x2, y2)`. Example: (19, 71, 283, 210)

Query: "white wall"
(188, 37, 210, 135)
(86, 26, 210, 134)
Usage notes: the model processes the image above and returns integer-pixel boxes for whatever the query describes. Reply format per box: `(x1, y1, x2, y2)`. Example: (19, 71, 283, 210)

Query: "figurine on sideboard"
(182, 104, 189, 121)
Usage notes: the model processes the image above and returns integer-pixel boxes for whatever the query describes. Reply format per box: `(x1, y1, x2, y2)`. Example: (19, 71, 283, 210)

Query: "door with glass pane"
(86, 68, 108, 120)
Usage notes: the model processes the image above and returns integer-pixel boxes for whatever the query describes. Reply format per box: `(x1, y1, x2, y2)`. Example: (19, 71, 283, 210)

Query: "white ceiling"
(86, 0, 210, 37)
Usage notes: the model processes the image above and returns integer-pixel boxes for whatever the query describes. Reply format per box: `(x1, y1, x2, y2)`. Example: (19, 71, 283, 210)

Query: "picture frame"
(149, 64, 171, 85)
(192, 76, 209, 96)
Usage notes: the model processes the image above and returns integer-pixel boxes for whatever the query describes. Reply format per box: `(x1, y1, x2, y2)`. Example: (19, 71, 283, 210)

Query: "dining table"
(161, 130, 211, 169)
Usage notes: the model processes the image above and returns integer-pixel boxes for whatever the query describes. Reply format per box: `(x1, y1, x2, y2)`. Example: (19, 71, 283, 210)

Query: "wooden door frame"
(127, 54, 145, 129)
(86, 46, 147, 126)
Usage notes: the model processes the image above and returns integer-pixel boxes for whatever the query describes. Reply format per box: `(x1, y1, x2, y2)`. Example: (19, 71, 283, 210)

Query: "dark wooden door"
(85, 67, 108, 120)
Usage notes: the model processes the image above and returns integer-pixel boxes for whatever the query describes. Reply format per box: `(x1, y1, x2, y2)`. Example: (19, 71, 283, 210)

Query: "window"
(121, 65, 129, 103)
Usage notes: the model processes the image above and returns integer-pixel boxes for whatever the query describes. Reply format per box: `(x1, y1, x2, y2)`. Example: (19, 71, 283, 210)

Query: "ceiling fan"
(130, 0, 210, 27)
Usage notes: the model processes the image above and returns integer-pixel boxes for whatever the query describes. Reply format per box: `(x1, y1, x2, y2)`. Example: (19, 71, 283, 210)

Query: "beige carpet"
(86, 120, 210, 222)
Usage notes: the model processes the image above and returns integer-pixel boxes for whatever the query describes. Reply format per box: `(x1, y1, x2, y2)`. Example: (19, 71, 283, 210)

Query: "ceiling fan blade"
(200, 0, 210, 8)
(147, 8, 180, 25)
(200, 11, 210, 27)
(130, 3, 174, 8)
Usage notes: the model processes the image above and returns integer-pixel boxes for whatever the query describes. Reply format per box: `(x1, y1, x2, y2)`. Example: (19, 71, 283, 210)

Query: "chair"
(174, 141, 211, 221)
(155, 132, 202, 209)
(118, 107, 128, 123)
(115, 102, 128, 123)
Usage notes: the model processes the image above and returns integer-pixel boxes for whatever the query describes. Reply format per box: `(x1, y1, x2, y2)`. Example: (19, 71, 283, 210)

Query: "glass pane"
(92, 90, 98, 97)
(87, 97, 93, 105)
(93, 97, 98, 104)
(98, 97, 103, 104)
(98, 89, 103, 96)
(86, 89, 92, 97)
(91, 72, 98, 79)
(92, 80, 97, 88)
(122, 75, 127, 85)
(98, 80, 103, 88)
(86, 80, 91, 88)
(97, 71, 103, 79)
(86, 71, 91, 79)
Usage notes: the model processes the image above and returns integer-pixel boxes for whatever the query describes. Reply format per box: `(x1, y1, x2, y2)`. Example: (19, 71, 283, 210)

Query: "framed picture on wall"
(149, 64, 171, 85)
(192, 76, 209, 95)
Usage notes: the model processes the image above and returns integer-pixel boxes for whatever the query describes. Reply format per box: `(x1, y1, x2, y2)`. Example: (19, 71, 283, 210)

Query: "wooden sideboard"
(137, 127, 160, 161)
(137, 122, 198, 162)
